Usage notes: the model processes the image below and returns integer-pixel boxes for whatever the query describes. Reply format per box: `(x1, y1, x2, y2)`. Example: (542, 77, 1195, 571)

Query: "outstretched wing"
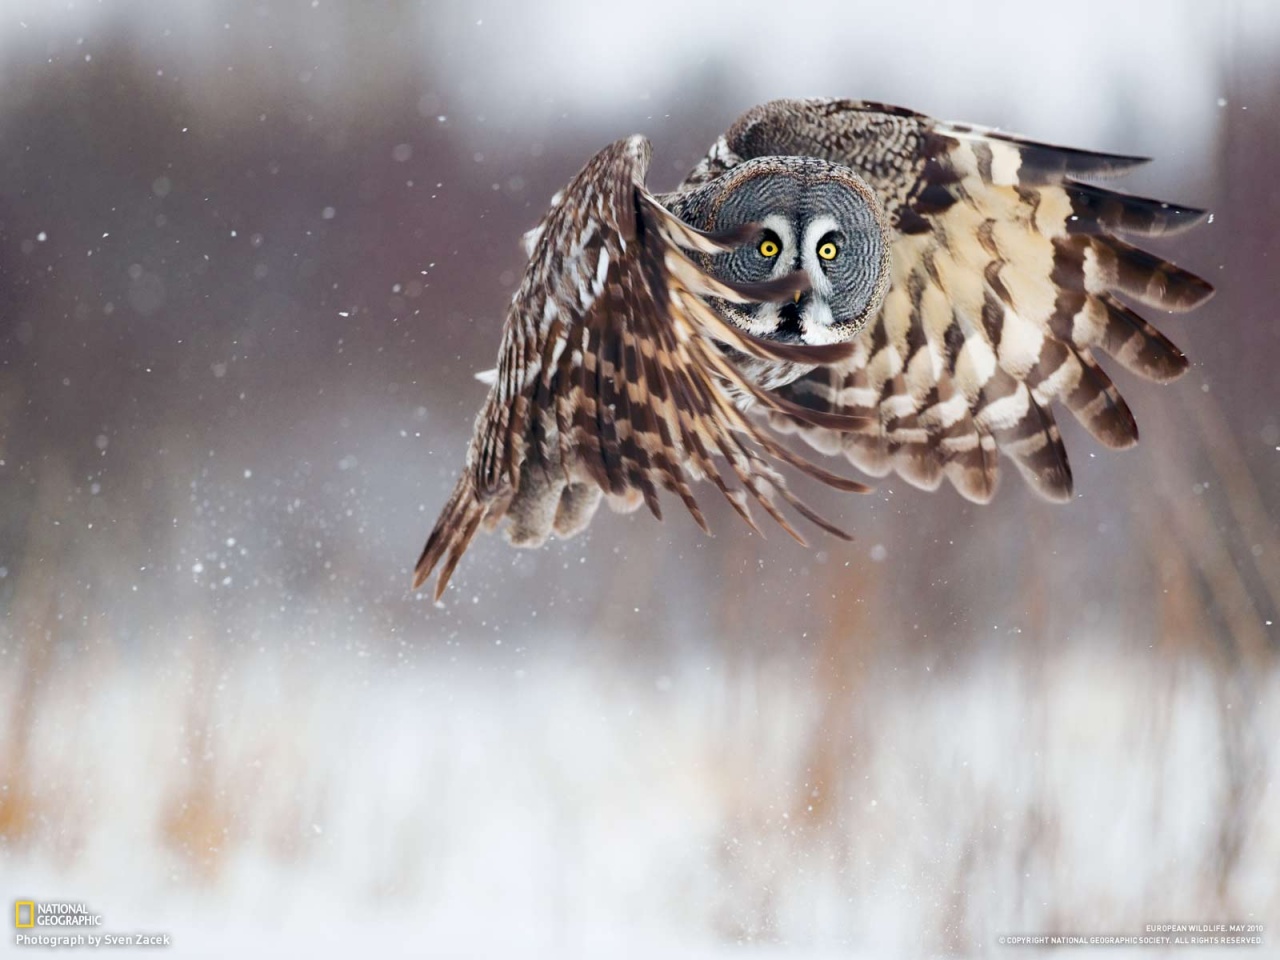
(414, 136, 871, 599)
(687, 99, 1213, 502)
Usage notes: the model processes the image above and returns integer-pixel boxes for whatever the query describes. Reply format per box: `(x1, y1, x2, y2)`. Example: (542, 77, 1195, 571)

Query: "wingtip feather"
(413, 474, 484, 598)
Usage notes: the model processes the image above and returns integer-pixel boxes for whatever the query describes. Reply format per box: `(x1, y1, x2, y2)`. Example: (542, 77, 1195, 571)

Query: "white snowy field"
(4, 636, 1276, 958)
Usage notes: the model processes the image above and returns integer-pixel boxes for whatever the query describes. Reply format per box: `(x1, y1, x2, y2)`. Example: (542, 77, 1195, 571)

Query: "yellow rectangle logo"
(15, 901, 35, 928)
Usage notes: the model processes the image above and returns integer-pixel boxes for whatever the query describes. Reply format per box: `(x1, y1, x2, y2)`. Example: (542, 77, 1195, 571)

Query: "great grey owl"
(413, 98, 1213, 598)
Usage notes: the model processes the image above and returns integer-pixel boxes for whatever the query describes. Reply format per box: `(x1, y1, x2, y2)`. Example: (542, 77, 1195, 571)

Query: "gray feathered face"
(696, 158, 890, 346)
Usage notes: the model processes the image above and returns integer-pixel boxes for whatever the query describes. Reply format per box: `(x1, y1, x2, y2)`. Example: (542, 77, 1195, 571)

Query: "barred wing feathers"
(413, 136, 870, 599)
(702, 99, 1214, 503)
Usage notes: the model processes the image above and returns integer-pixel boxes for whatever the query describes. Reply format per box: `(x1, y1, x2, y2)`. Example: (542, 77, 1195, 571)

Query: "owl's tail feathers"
(412, 473, 486, 601)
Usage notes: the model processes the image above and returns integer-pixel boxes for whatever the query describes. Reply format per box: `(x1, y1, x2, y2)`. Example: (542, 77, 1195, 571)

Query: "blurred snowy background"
(2, 1, 1279, 957)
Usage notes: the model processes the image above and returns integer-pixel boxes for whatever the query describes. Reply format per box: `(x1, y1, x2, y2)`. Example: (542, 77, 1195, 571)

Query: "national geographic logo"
(13, 900, 102, 928)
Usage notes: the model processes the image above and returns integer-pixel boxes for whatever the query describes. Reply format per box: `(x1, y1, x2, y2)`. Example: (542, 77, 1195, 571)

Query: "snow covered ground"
(5, 637, 1276, 957)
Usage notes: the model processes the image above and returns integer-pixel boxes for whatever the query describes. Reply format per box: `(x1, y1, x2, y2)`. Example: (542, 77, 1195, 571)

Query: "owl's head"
(685, 157, 891, 346)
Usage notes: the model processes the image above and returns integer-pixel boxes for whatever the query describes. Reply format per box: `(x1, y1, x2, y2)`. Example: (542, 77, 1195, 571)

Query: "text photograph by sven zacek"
(1, 0, 1277, 957)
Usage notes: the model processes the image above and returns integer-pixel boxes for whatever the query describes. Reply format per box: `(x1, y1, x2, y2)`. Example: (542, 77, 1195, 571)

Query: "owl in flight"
(413, 99, 1212, 598)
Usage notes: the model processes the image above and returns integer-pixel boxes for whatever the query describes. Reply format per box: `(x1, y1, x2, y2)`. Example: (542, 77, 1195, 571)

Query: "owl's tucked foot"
(553, 483, 602, 537)
(504, 468, 559, 547)
(504, 468, 603, 546)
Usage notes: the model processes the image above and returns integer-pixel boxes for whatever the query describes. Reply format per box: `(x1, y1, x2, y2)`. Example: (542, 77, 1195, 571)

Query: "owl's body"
(413, 99, 1213, 598)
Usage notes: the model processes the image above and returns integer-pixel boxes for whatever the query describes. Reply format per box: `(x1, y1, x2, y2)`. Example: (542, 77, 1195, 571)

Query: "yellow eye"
(818, 241, 838, 261)
(758, 238, 780, 258)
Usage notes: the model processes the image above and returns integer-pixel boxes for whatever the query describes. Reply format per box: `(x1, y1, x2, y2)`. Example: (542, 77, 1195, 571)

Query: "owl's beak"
(793, 290, 802, 303)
